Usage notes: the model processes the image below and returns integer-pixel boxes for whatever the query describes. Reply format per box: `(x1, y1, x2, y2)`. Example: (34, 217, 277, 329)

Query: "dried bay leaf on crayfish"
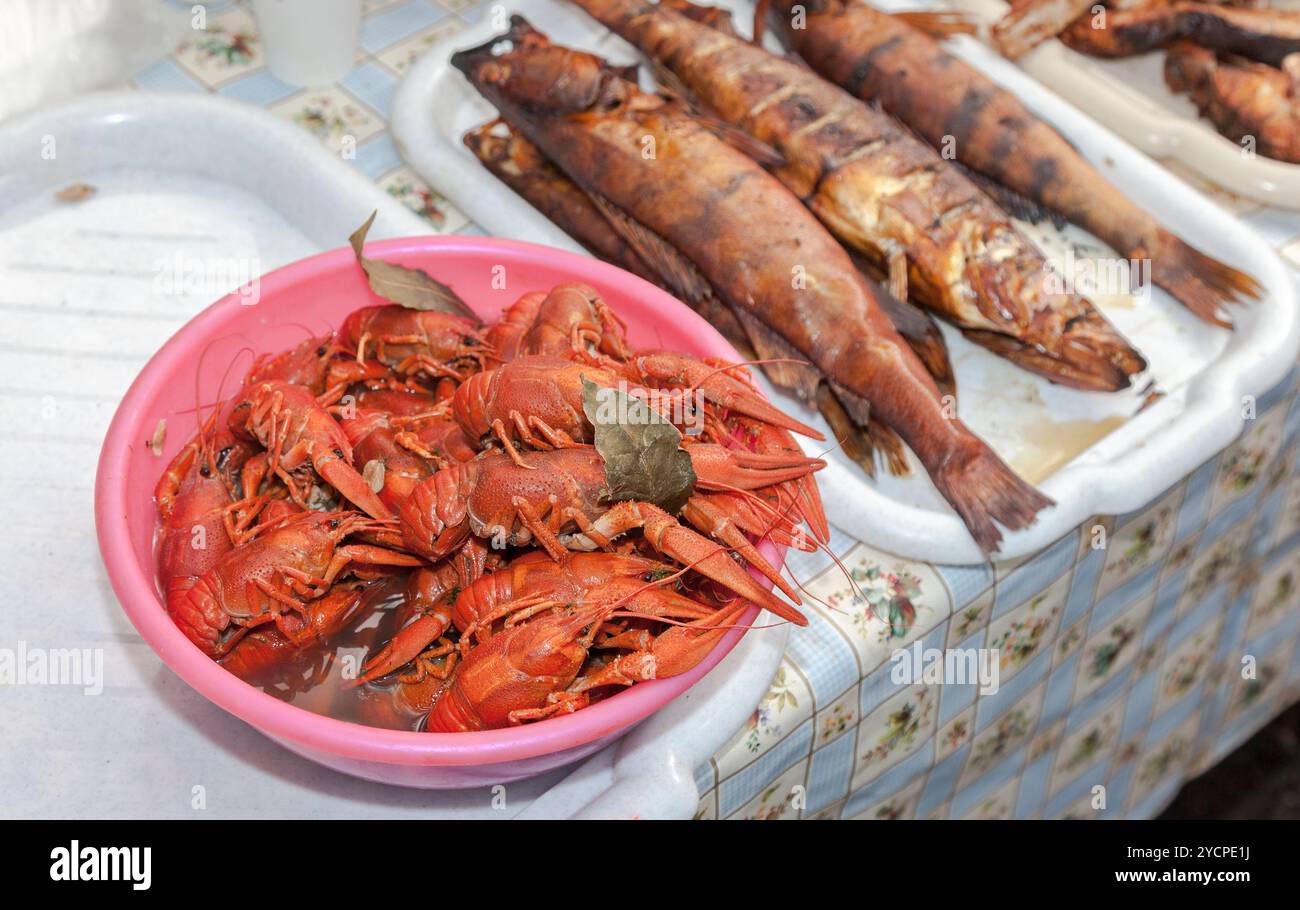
(580, 378, 696, 515)
(347, 210, 481, 323)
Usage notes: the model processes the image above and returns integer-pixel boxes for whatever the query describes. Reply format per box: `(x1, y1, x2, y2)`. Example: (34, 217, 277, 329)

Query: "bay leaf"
(348, 211, 481, 323)
(580, 378, 696, 515)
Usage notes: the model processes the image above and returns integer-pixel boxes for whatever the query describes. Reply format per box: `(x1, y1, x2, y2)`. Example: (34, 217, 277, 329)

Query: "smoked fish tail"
(935, 433, 1055, 553)
(1150, 230, 1264, 329)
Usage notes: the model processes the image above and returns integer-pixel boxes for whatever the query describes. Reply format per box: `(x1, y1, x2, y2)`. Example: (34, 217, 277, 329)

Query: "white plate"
(0, 90, 781, 816)
(392, 0, 1300, 564)
(956, 0, 1300, 208)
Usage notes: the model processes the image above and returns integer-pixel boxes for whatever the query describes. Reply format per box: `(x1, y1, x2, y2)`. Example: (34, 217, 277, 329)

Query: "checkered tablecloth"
(130, 0, 1300, 819)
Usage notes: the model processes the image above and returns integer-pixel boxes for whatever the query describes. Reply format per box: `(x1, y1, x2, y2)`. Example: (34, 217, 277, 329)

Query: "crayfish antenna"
(629, 351, 826, 440)
(700, 475, 863, 618)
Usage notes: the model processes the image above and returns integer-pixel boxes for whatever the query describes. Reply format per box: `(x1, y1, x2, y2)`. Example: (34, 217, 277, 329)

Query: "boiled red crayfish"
(487, 282, 631, 362)
(424, 595, 747, 731)
(452, 352, 820, 464)
(338, 305, 490, 381)
(357, 549, 718, 683)
(396, 446, 814, 622)
(219, 575, 396, 682)
(155, 411, 268, 610)
(230, 380, 393, 521)
(168, 510, 421, 658)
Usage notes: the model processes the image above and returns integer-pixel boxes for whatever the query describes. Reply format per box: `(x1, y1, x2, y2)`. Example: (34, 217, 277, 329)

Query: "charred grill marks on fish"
(571, 0, 1148, 391)
(451, 17, 1053, 552)
(764, 0, 1261, 328)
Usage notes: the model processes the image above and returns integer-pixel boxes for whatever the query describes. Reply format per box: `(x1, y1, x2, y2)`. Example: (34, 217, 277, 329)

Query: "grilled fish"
(451, 18, 1053, 551)
(463, 117, 959, 476)
(1165, 41, 1300, 162)
(571, 0, 1147, 391)
(1062, 3, 1300, 66)
(766, 0, 1263, 327)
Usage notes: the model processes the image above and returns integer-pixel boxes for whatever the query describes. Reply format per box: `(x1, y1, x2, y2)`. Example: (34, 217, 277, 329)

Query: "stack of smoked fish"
(450, 0, 1263, 553)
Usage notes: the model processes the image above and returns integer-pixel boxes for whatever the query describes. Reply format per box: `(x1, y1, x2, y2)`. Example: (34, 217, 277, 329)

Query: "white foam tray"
(0, 91, 783, 818)
(955, 0, 1300, 208)
(392, 0, 1300, 564)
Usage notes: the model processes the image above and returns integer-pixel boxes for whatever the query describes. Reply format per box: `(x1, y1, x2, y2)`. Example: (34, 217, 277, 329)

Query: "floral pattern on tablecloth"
(702, 372, 1300, 818)
(137, 0, 1300, 819)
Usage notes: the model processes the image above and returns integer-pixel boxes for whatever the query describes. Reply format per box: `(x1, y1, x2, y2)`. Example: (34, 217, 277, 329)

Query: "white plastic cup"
(251, 0, 362, 87)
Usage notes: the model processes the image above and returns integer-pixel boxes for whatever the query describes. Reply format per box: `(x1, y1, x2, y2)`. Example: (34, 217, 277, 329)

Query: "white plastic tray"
(391, 0, 1300, 563)
(956, 0, 1300, 208)
(0, 91, 783, 818)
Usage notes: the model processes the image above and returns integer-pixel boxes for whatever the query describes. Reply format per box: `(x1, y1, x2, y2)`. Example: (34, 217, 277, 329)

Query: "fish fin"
(746, 0, 813, 69)
(846, 250, 958, 399)
(821, 374, 915, 475)
(961, 327, 1141, 392)
(731, 307, 823, 402)
(647, 60, 787, 169)
(933, 441, 1053, 554)
(886, 249, 909, 301)
(889, 10, 977, 39)
(648, 58, 696, 106)
(751, 0, 767, 45)
(866, 419, 912, 477)
(825, 379, 910, 477)
(1148, 231, 1261, 329)
(828, 380, 872, 426)
(691, 112, 787, 169)
(586, 191, 717, 307)
(951, 161, 1069, 229)
(876, 294, 958, 400)
(816, 383, 876, 478)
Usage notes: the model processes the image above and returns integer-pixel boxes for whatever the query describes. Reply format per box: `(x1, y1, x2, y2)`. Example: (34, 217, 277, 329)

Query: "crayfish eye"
(316, 346, 326, 356)
(332, 448, 345, 459)
(199, 465, 212, 478)
(329, 519, 341, 530)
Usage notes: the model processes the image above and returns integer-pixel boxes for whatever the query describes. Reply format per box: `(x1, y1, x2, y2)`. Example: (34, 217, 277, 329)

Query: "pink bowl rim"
(95, 235, 781, 768)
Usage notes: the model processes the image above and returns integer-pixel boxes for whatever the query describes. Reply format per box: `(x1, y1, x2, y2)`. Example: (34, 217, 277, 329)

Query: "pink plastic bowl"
(95, 236, 783, 789)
